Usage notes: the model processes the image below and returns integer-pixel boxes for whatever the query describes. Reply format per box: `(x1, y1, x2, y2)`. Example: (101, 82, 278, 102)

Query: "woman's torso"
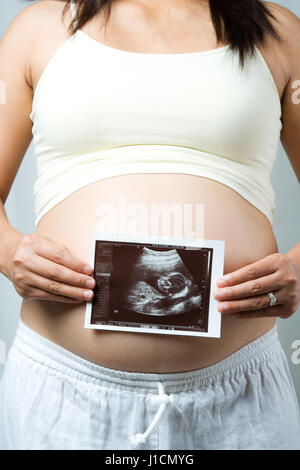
(21, 0, 288, 372)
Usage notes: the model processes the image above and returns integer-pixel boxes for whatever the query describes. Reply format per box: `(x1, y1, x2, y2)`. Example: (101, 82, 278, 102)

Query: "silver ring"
(267, 292, 277, 307)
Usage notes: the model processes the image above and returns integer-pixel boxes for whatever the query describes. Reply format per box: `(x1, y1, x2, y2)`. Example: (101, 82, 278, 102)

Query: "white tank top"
(30, 0, 282, 226)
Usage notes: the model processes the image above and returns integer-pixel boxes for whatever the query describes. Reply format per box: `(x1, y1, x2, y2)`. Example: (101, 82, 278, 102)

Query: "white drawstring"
(129, 382, 174, 447)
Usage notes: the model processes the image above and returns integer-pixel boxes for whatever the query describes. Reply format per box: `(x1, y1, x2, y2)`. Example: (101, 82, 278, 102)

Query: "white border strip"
(85, 232, 225, 338)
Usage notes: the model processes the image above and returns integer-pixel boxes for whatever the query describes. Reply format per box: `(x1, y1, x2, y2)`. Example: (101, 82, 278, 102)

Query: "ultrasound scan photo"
(84, 234, 225, 336)
(123, 247, 203, 317)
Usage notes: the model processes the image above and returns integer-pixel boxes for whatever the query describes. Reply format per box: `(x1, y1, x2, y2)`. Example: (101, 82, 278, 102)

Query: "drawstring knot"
(150, 392, 174, 407)
(129, 382, 174, 447)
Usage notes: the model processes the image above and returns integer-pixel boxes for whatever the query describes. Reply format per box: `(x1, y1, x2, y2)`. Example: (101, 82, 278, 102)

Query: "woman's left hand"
(214, 253, 300, 318)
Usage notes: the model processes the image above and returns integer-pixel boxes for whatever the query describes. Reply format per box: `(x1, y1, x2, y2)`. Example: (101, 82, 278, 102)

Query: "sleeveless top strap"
(70, 0, 79, 31)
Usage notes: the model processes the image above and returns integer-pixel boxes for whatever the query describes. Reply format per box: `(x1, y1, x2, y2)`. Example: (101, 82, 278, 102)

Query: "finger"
(27, 272, 95, 301)
(34, 239, 93, 275)
(234, 305, 285, 318)
(25, 254, 95, 289)
(22, 287, 85, 304)
(217, 254, 278, 287)
(217, 290, 283, 314)
(214, 272, 281, 301)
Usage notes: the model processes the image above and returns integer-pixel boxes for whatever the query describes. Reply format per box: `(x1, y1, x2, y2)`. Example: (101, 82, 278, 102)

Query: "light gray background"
(0, 0, 300, 404)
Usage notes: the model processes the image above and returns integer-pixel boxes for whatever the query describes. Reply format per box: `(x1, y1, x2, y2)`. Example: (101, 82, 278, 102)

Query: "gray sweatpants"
(0, 320, 300, 450)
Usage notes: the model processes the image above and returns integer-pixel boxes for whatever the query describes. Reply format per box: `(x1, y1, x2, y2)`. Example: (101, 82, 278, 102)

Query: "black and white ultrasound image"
(90, 240, 213, 333)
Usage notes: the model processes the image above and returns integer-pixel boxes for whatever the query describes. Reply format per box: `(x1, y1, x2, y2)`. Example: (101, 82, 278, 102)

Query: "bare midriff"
(20, 173, 277, 373)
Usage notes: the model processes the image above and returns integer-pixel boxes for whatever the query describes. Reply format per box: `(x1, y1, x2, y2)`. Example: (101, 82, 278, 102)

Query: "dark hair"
(31, 0, 281, 66)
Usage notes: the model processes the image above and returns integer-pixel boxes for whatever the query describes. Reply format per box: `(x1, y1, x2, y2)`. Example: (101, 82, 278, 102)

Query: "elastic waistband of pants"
(13, 319, 281, 392)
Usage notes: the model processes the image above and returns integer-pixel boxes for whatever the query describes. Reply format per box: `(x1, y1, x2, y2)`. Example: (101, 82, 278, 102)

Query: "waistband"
(13, 319, 281, 393)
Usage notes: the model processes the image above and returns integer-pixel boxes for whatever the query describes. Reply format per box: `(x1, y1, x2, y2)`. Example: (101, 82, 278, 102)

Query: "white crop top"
(29, 0, 282, 226)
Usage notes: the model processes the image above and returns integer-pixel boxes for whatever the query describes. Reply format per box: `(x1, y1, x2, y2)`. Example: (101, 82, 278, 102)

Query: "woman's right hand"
(2, 231, 95, 303)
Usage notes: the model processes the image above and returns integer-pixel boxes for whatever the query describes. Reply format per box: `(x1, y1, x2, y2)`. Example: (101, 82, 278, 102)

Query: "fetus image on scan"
(122, 247, 202, 316)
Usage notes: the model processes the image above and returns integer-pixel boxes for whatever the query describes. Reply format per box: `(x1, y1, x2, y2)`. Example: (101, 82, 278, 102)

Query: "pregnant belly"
(21, 173, 278, 372)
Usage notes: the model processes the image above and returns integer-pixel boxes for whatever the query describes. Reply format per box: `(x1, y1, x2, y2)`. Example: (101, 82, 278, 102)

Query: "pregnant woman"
(0, 0, 300, 450)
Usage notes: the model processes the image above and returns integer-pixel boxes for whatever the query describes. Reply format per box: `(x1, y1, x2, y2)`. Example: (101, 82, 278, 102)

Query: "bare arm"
(0, 6, 35, 271)
(274, 5, 300, 279)
(214, 4, 300, 319)
(0, 4, 95, 303)
(263, 2, 300, 278)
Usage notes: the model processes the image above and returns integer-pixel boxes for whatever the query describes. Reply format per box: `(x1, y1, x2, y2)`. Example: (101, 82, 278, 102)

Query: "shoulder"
(0, 1, 73, 53)
(263, 1, 299, 23)
(263, 2, 300, 50)
(263, 2, 300, 78)
(1, 1, 71, 35)
(0, 1, 73, 87)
